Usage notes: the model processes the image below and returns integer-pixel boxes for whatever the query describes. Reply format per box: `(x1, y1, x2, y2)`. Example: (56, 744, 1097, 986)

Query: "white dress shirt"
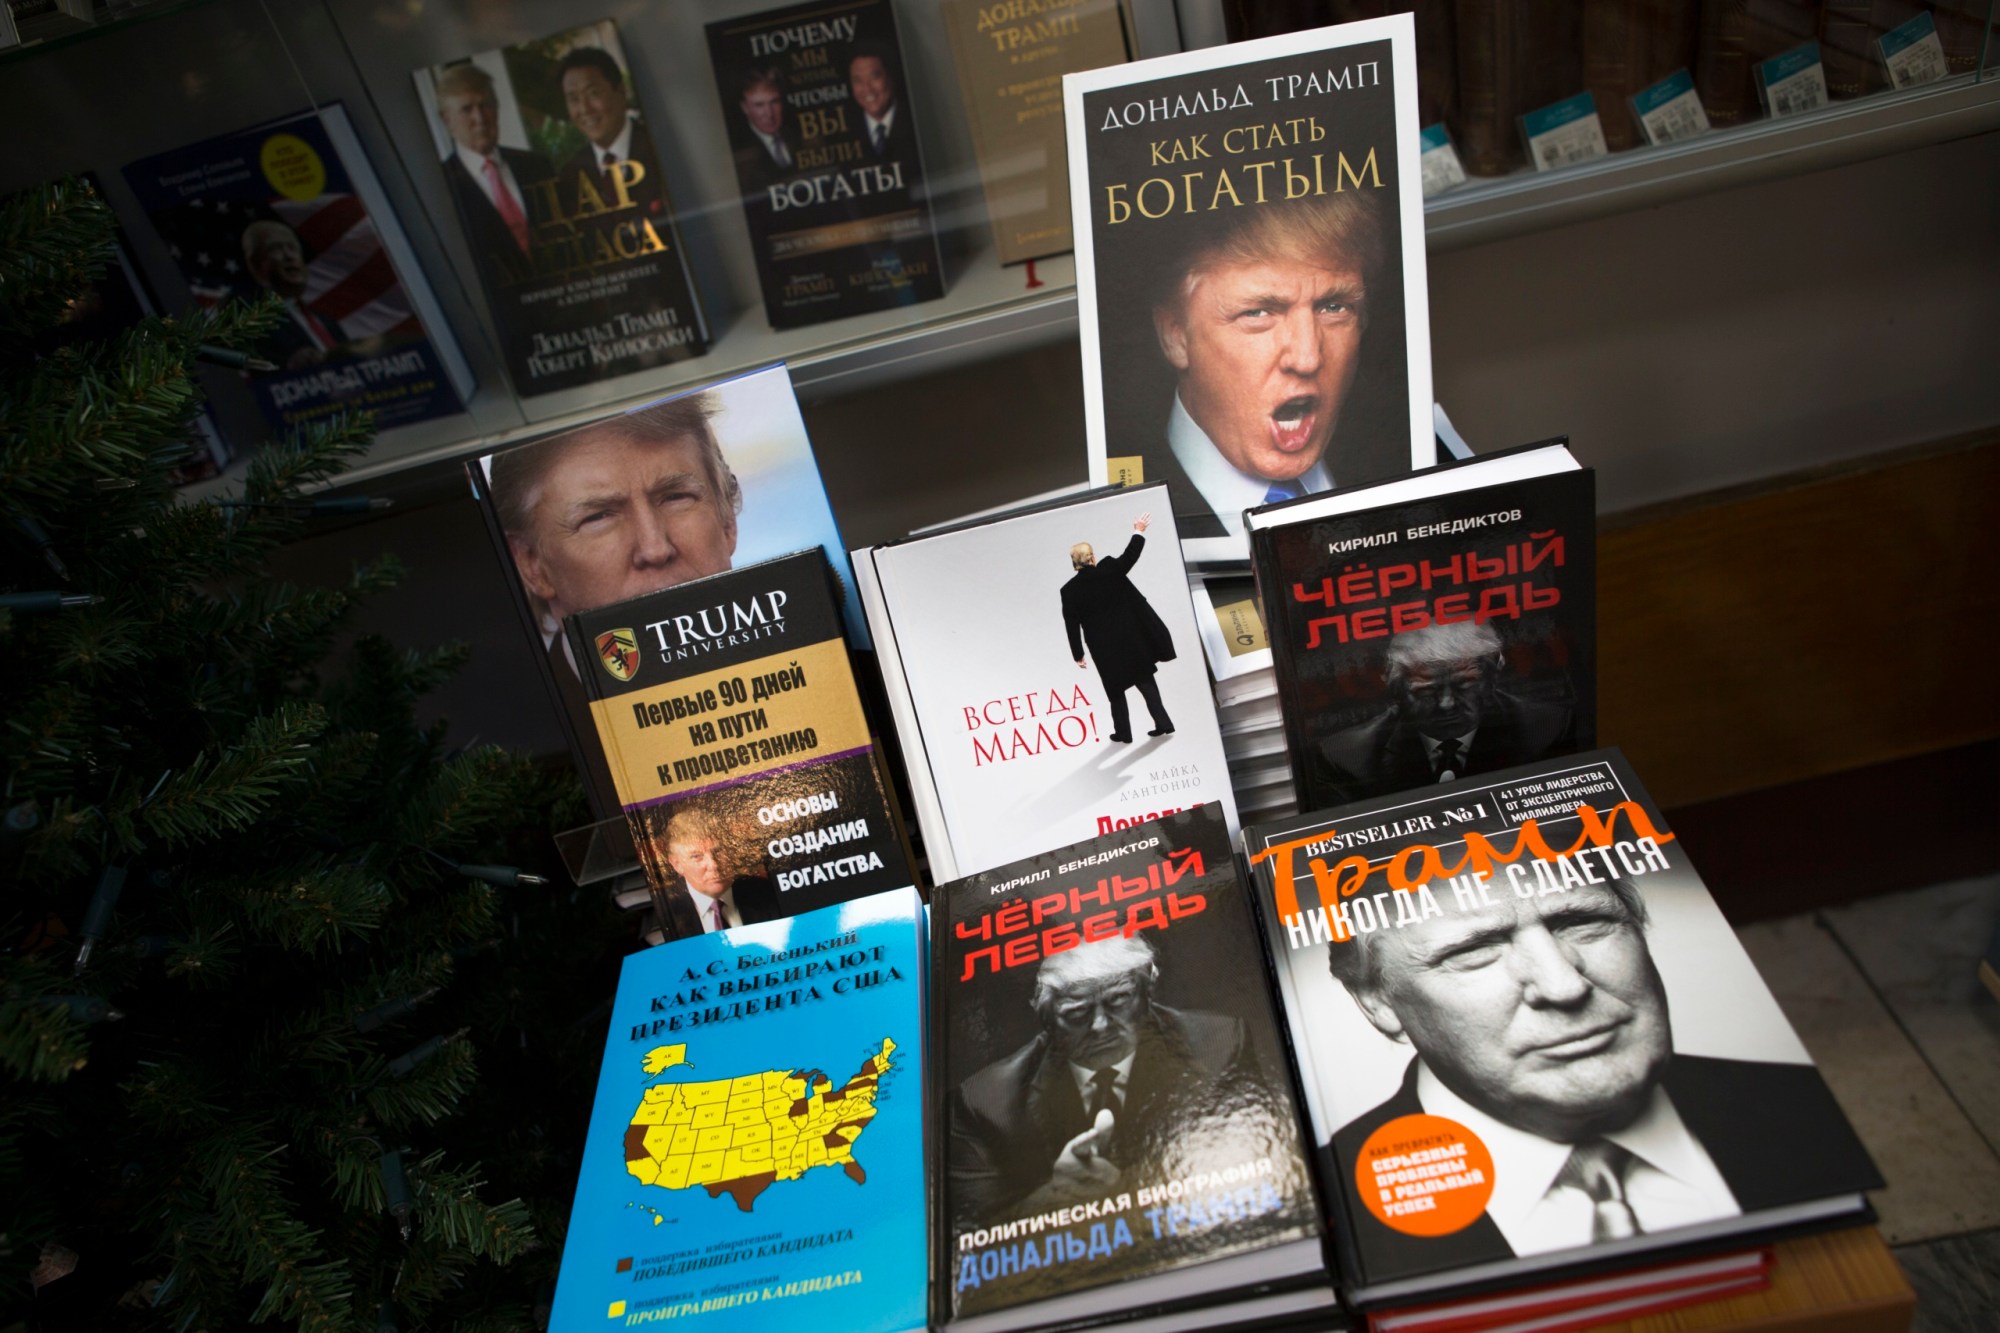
(1415, 1061, 1741, 1256)
(688, 886, 743, 934)
(863, 105, 899, 153)
(1166, 395, 1331, 536)
(589, 119, 636, 173)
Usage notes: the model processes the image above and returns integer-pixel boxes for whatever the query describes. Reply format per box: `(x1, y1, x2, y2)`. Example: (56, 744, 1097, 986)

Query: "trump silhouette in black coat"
(1061, 512, 1176, 743)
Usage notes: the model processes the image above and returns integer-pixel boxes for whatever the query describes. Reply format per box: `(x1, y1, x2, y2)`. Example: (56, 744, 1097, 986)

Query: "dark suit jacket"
(1312, 690, 1574, 804)
(442, 146, 554, 286)
(258, 304, 348, 370)
(1326, 1054, 1880, 1282)
(948, 1004, 1246, 1225)
(1060, 534, 1177, 690)
(559, 120, 666, 225)
(659, 874, 781, 941)
(732, 123, 802, 198)
(860, 104, 920, 181)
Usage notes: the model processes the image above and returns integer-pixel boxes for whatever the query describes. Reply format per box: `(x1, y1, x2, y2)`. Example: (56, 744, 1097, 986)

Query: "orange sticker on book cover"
(1355, 1114, 1494, 1236)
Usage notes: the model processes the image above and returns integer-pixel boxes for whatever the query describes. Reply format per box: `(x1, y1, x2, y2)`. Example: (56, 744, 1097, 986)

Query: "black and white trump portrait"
(1301, 858, 1877, 1280)
(943, 926, 1324, 1234)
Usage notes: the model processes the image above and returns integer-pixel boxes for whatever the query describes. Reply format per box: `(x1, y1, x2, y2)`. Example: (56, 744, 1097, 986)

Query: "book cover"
(1065, 14, 1435, 560)
(941, 0, 1129, 264)
(706, 0, 946, 330)
(122, 104, 470, 438)
(934, 805, 1322, 1327)
(1243, 748, 1879, 1306)
(856, 484, 1239, 884)
(550, 887, 927, 1331)
(1251, 458, 1596, 810)
(466, 363, 864, 819)
(564, 551, 914, 937)
(415, 18, 709, 397)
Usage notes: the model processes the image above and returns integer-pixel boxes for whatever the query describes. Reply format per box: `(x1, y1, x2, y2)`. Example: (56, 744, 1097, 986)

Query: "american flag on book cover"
(125, 105, 463, 437)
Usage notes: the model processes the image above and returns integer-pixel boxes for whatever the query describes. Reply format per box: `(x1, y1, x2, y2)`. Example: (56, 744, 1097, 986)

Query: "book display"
(122, 104, 474, 440)
(705, 0, 947, 330)
(1225, 1, 1997, 182)
(4, 2, 1970, 1328)
(563, 551, 915, 938)
(413, 19, 711, 397)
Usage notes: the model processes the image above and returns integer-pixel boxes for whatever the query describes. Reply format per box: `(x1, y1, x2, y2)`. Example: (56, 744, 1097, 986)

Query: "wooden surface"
(1589, 1226, 1914, 1333)
(1597, 432, 2000, 808)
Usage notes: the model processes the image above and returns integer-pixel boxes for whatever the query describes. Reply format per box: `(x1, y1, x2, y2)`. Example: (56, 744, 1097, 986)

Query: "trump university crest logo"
(595, 628, 640, 682)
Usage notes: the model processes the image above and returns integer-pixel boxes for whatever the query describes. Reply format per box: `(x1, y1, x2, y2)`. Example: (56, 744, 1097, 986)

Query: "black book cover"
(1253, 464, 1596, 811)
(706, 0, 946, 330)
(564, 551, 913, 939)
(1242, 748, 1880, 1306)
(415, 19, 709, 396)
(933, 804, 1321, 1328)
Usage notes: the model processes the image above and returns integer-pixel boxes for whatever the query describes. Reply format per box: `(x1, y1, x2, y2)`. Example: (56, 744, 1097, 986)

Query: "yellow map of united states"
(623, 1038, 895, 1212)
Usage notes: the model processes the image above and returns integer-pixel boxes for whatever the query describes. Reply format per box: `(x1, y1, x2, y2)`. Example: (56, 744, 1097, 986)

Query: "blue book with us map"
(551, 886, 927, 1331)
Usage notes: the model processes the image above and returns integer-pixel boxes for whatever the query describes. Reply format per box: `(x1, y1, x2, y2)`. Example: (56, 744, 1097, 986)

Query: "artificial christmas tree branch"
(0, 175, 621, 1330)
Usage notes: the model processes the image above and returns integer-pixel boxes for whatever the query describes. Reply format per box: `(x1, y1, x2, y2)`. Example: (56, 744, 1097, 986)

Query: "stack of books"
(1189, 572, 1297, 826)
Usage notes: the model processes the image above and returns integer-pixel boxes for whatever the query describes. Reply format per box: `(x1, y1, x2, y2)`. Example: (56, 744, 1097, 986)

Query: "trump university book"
(1242, 748, 1879, 1307)
(551, 887, 927, 1331)
(563, 551, 914, 936)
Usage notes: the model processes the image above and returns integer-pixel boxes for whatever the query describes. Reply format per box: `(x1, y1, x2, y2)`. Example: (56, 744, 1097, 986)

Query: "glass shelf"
(2, 0, 1991, 498)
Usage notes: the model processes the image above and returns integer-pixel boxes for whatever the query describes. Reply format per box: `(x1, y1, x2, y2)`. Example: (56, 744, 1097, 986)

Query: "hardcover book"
(466, 364, 863, 819)
(1248, 438, 1595, 811)
(934, 805, 1328, 1330)
(1242, 748, 1880, 1307)
(123, 104, 472, 438)
(564, 551, 914, 938)
(855, 483, 1239, 884)
(706, 0, 946, 330)
(941, 0, 1129, 264)
(550, 887, 928, 1331)
(415, 18, 709, 397)
(1064, 14, 1435, 560)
